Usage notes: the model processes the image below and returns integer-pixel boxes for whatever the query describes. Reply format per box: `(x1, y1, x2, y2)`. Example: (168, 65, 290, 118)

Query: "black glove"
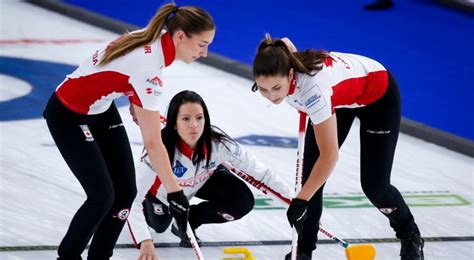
(286, 198, 309, 237)
(167, 190, 190, 234)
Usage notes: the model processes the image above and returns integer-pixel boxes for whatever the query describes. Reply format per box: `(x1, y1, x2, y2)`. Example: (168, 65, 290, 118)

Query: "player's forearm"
(146, 141, 181, 192)
(297, 153, 338, 201)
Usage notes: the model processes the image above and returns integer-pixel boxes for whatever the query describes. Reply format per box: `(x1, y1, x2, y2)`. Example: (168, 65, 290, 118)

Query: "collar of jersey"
(288, 73, 297, 95)
(161, 32, 175, 67)
(177, 139, 208, 161)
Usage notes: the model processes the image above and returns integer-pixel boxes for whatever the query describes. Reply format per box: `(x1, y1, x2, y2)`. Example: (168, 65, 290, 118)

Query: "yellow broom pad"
(345, 244, 376, 260)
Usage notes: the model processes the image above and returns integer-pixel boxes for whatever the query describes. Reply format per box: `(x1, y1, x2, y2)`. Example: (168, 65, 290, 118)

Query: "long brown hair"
(100, 2, 215, 65)
(252, 33, 329, 91)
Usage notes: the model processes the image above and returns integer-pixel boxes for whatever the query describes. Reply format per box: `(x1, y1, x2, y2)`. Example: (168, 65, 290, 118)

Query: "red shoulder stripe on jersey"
(161, 32, 175, 67)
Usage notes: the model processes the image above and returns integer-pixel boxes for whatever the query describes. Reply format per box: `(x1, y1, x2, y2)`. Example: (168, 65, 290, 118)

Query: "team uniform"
(127, 138, 293, 246)
(287, 52, 419, 254)
(43, 31, 175, 259)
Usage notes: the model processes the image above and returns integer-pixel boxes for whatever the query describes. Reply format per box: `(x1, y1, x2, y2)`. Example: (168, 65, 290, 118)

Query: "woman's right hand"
(137, 239, 158, 260)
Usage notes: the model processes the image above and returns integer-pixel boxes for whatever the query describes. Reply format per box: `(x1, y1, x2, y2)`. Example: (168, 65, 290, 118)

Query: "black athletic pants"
(142, 165, 255, 233)
(299, 72, 418, 254)
(43, 94, 137, 260)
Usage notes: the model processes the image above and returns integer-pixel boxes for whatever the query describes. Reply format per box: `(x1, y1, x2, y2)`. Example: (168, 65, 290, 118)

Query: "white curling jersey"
(287, 52, 388, 124)
(127, 138, 294, 245)
(55, 31, 175, 115)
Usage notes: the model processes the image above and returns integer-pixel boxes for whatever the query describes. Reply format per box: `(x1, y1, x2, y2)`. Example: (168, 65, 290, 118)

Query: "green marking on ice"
(323, 194, 470, 208)
(254, 198, 285, 210)
(253, 193, 470, 210)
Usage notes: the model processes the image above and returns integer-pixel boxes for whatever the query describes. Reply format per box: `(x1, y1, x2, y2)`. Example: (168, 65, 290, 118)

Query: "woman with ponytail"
(42, 3, 214, 259)
(252, 34, 424, 260)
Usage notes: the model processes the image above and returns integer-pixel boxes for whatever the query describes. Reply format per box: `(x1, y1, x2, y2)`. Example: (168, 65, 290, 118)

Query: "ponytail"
(100, 3, 214, 65)
(252, 33, 330, 91)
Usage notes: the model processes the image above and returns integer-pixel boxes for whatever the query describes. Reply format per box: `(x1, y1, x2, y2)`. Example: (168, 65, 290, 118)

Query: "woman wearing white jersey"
(252, 34, 424, 260)
(128, 90, 293, 259)
(42, 3, 214, 259)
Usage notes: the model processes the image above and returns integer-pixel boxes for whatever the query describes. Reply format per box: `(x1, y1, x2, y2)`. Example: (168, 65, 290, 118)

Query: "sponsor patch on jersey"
(115, 208, 130, 221)
(333, 54, 350, 69)
(144, 45, 152, 54)
(201, 161, 216, 170)
(304, 94, 322, 110)
(145, 76, 163, 96)
(146, 76, 163, 87)
(173, 160, 188, 177)
(79, 124, 94, 142)
(178, 170, 213, 187)
(92, 50, 99, 66)
(144, 87, 162, 96)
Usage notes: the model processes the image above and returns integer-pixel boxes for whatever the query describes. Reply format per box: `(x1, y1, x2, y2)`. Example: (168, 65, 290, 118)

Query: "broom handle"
(291, 112, 307, 260)
(186, 222, 205, 259)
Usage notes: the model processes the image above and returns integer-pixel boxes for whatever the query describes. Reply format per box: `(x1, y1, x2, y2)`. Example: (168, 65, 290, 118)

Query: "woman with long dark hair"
(127, 90, 293, 259)
(252, 34, 424, 260)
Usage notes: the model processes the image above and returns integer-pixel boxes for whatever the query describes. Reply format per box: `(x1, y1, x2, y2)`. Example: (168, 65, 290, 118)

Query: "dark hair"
(100, 3, 215, 65)
(161, 90, 234, 168)
(251, 33, 330, 91)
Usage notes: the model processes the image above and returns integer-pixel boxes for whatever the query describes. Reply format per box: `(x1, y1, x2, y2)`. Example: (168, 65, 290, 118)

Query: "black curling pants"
(43, 94, 137, 260)
(299, 72, 419, 254)
(142, 165, 255, 233)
